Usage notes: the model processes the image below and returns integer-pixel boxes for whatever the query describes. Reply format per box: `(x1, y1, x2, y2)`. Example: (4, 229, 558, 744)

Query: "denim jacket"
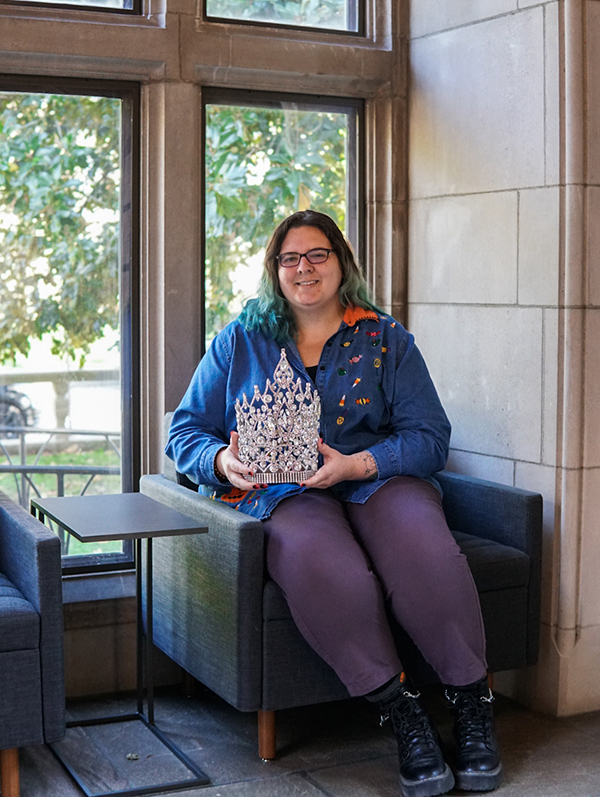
(166, 305, 451, 519)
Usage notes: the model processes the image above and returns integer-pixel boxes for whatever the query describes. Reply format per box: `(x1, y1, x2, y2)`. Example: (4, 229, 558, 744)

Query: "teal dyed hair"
(239, 210, 380, 343)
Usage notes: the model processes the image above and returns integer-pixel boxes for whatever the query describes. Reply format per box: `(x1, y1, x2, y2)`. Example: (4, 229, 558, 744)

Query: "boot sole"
(454, 763, 503, 791)
(399, 763, 455, 797)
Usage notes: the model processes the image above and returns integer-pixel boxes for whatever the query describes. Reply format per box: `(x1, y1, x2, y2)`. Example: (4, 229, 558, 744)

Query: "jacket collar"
(342, 305, 379, 327)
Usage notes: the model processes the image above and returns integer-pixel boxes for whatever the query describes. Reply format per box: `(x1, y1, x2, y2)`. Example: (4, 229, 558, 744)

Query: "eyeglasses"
(276, 248, 334, 268)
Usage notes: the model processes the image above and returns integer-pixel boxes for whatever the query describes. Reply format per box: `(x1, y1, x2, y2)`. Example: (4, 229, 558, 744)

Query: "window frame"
(201, 87, 365, 356)
(202, 0, 364, 37)
(0, 0, 141, 15)
(0, 75, 141, 574)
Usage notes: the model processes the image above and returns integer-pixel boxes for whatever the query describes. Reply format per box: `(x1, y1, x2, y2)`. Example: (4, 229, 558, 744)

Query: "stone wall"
(407, 0, 600, 715)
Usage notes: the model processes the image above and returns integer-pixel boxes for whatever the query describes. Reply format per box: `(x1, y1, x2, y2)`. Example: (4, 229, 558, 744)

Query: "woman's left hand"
(300, 439, 378, 490)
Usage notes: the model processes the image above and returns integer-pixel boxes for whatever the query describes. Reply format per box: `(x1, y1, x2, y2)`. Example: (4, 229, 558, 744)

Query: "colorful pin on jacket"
(167, 304, 451, 520)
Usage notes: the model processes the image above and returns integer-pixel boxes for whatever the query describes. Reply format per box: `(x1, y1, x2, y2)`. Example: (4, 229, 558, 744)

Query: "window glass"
(204, 96, 361, 346)
(0, 87, 138, 569)
(3, 0, 135, 10)
(205, 0, 359, 33)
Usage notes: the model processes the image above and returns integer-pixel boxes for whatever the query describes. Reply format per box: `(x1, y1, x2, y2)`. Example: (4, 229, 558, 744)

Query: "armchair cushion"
(0, 652, 44, 749)
(453, 531, 530, 592)
(0, 572, 40, 652)
(0, 491, 65, 746)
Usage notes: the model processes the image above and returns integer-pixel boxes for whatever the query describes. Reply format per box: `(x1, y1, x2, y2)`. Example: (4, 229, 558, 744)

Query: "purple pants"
(262, 476, 488, 696)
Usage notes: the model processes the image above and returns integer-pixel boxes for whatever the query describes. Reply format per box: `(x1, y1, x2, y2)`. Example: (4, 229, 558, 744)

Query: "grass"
(0, 445, 124, 557)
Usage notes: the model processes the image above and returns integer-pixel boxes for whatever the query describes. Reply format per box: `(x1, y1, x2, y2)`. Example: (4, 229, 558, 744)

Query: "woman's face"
(277, 225, 343, 318)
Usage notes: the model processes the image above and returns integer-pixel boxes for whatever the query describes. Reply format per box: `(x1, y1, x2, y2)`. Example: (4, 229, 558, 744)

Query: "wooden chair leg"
(258, 710, 276, 761)
(487, 672, 494, 690)
(0, 748, 20, 797)
(182, 669, 198, 698)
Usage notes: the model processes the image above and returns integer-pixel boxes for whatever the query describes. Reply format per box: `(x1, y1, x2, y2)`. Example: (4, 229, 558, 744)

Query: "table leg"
(146, 537, 154, 726)
(30, 497, 212, 794)
(136, 538, 144, 716)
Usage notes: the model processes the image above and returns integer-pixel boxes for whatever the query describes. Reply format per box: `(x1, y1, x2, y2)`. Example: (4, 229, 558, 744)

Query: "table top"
(31, 493, 208, 543)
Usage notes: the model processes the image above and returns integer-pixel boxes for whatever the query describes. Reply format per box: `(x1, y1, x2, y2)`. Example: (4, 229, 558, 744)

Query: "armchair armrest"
(0, 490, 65, 743)
(139, 474, 266, 711)
(436, 471, 542, 557)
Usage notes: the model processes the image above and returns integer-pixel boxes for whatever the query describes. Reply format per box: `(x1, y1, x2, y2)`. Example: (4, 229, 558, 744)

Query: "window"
(203, 90, 363, 349)
(1, 0, 138, 12)
(204, 0, 361, 34)
(0, 78, 140, 572)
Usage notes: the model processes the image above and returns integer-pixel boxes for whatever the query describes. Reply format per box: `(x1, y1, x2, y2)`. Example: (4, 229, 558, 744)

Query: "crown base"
(243, 470, 317, 485)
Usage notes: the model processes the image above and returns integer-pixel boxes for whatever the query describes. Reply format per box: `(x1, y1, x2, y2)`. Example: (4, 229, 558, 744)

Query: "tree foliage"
(206, 0, 348, 30)
(205, 104, 348, 338)
(0, 93, 121, 366)
(0, 93, 349, 364)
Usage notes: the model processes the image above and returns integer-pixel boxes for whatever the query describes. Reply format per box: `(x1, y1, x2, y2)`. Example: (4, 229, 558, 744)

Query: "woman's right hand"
(216, 431, 258, 490)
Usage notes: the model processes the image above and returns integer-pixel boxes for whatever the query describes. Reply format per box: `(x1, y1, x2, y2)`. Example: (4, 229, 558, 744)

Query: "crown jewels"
(235, 348, 321, 484)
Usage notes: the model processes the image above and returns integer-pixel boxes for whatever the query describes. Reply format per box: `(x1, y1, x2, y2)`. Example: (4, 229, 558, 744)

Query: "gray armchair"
(140, 416, 542, 760)
(0, 490, 65, 797)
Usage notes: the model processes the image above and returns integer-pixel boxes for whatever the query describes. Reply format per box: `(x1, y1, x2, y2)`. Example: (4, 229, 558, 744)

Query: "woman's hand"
(216, 431, 257, 490)
(300, 439, 378, 490)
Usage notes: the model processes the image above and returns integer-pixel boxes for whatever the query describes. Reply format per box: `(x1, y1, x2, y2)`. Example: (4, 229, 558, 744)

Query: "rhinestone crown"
(235, 348, 321, 484)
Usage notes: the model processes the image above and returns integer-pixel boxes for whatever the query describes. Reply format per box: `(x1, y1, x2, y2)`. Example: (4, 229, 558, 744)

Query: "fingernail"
(253, 484, 260, 490)
(300, 483, 306, 487)
(262, 484, 268, 489)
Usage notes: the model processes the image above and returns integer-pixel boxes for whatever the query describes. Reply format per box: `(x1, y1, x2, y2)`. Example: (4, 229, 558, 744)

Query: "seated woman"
(166, 210, 502, 797)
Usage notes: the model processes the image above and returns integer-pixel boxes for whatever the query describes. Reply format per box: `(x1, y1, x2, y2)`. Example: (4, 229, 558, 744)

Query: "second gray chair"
(0, 490, 65, 797)
(140, 415, 542, 760)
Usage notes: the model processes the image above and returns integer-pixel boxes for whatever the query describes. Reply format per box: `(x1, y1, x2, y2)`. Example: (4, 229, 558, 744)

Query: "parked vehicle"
(0, 385, 38, 437)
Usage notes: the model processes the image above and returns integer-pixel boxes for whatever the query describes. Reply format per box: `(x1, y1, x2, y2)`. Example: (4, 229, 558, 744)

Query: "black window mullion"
(0, 75, 140, 573)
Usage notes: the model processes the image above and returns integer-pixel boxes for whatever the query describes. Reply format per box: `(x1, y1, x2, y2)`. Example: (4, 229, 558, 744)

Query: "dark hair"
(239, 210, 379, 342)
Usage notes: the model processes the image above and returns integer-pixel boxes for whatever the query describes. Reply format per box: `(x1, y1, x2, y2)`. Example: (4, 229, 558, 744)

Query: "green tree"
(0, 92, 121, 365)
(205, 104, 349, 338)
(206, 0, 348, 29)
(0, 94, 349, 363)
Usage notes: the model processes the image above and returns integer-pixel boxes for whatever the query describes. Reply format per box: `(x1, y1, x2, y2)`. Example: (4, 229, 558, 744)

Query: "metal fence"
(0, 425, 121, 509)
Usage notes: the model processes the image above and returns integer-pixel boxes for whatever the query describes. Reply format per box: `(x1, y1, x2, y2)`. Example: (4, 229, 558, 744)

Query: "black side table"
(31, 493, 210, 797)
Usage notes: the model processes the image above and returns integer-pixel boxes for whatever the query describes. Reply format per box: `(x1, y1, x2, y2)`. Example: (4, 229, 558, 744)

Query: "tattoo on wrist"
(361, 453, 377, 480)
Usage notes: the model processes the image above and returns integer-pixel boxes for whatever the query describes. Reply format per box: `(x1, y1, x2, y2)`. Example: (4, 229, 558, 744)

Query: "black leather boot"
(380, 682, 455, 797)
(445, 677, 503, 791)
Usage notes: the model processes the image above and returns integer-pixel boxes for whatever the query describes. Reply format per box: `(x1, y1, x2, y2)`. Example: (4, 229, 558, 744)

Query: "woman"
(167, 210, 502, 797)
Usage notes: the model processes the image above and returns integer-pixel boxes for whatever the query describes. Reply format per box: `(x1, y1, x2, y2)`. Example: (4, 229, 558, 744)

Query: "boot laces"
(382, 690, 441, 763)
(446, 688, 495, 748)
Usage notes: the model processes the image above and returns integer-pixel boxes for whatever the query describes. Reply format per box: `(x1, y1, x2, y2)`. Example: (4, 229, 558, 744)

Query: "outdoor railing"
(0, 368, 120, 428)
(0, 425, 121, 509)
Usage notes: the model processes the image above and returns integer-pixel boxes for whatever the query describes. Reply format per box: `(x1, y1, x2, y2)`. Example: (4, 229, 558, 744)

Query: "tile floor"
(18, 684, 600, 797)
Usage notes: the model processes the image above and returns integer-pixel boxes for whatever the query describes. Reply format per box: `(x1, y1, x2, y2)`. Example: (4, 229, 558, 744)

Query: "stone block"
(409, 8, 546, 197)
(410, 0, 517, 39)
(445, 449, 515, 485)
(544, 1, 560, 185)
(409, 192, 518, 304)
(542, 308, 559, 466)
(563, 623, 600, 715)
(518, 186, 560, 306)
(563, 185, 586, 307)
(162, 83, 202, 409)
(587, 1, 600, 186)
(580, 468, 600, 626)
(409, 304, 543, 461)
(515, 460, 558, 626)
(182, 17, 230, 80)
(584, 309, 600, 467)
(555, 309, 585, 470)
(588, 187, 600, 305)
